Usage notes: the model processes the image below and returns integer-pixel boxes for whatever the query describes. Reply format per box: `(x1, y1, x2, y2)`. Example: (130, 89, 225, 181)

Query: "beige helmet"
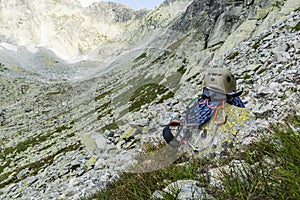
(203, 68, 236, 93)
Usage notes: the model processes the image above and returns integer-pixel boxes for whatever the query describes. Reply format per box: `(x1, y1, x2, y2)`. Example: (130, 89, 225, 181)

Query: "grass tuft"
(252, 33, 272, 49)
(129, 83, 169, 112)
(292, 22, 300, 31)
(226, 51, 239, 60)
(134, 53, 147, 62)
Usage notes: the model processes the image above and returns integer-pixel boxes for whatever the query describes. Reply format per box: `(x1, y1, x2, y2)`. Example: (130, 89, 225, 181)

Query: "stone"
(76, 170, 85, 176)
(159, 111, 180, 126)
(0, 112, 5, 124)
(296, 103, 300, 120)
(241, 137, 258, 146)
(152, 190, 164, 199)
(59, 167, 70, 177)
(94, 158, 107, 169)
(129, 118, 149, 127)
(274, 51, 290, 62)
(122, 140, 136, 149)
(121, 127, 138, 140)
(85, 157, 97, 171)
(80, 133, 97, 155)
(104, 130, 114, 138)
(91, 133, 108, 154)
(246, 64, 261, 72)
(116, 140, 126, 149)
(178, 184, 212, 200)
(159, 180, 212, 200)
(256, 85, 274, 96)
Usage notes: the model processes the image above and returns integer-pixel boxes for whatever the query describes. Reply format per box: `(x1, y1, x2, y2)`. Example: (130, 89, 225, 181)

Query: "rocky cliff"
(0, 0, 299, 199)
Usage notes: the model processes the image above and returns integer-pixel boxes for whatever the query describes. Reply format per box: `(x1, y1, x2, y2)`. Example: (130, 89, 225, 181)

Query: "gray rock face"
(173, 0, 221, 32)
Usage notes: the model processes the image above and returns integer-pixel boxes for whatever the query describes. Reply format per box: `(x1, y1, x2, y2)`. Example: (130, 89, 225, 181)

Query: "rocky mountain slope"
(0, 0, 145, 62)
(0, 0, 299, 199)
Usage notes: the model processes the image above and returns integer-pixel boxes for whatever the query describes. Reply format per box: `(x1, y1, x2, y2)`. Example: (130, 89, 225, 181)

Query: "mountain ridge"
(0, 0, 148, 61)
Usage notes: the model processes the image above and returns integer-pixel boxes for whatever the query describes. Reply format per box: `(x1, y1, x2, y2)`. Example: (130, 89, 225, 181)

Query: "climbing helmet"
(202, 68, 236, 94)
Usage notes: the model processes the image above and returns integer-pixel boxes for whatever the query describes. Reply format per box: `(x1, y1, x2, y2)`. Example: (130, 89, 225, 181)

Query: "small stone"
(122, 140, 136, 149)
(77, 170, 85, 177)
(274, 51, 290, 63)
(95, 158, 107, 169)
(252, 103, 273, 117)
(242, 137, 257, 146)
(71, 160, 81, 171)
(256, 86, 273, 96)
(129, 118, 149, 127)
(159, 111, 180, 126)
(121, 127, 138, 140)
(104, 130, 114, 138)
(25, 176, 38, 185)
(160, 180, 212, 200)
(85, 157, 97, 171)
(152, 190, 164, 199)
(246, 64, 261, 72)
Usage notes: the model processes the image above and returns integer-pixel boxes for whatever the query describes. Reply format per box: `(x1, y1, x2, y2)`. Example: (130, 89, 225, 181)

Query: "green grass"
(95, 90, 112, 101)
(0, 124, 74, 186)
(243, 74, 251, 80)
(111, 75, 164, 115)
(177, 58, 188, 75)
(167, 35, 189, 52)
(129, 83, 169, 112)
(292, 22, 300, 31)
(134, 52, 147, 62)
(158, 91, 175, 103)
(101, 122, 119, 131)
(213, 117, 300, 199)
(97, 108, 112, 120)
(177, 65, 187, 75)
(151, 51, 172, 64)
(81, 116, 300, 200)
(164, 73, 183, 91)
(226, 51, 239, 60)
(252, 33, 272, 49)
(0, 125, 72, 161)
(96, 102, 112, 120)
(0, 62, 8, 72)
(186, 72, 200, 82)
